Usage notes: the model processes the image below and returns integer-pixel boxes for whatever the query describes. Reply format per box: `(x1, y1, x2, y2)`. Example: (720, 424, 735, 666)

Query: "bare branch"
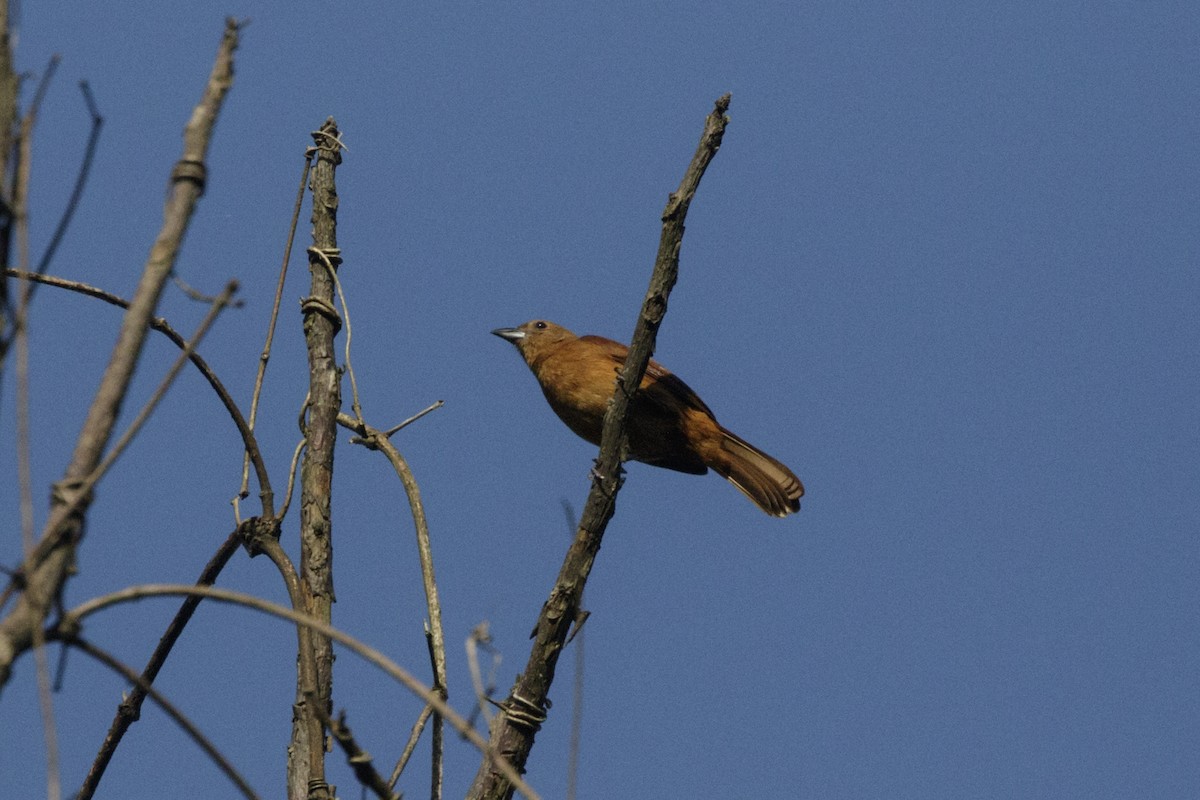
(0, 17, 243, 690)
(61, 634, 260, 800)
(59, 583, 540, 800)
(76, 528, 245, 799)
(467, 93, 732, 800)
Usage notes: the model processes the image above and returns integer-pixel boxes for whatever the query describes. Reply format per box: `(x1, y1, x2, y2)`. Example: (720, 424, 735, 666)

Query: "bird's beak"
(491, 327, 525, 343)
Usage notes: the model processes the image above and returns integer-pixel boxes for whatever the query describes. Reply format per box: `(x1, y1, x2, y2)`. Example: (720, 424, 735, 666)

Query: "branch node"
(170, 158, 208, 195)
(310, 123, 349, 157)
(299, 295, 342, 333)
(501, 691, 548, 734)
(565, 609, 590, 646)
(306, 245, 343, 270)
(237, 516, 281, 558)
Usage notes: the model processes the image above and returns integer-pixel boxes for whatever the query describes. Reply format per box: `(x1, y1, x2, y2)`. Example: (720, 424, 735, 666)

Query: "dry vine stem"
(0, 16, 242, 691)
(467, 93, 733, 800)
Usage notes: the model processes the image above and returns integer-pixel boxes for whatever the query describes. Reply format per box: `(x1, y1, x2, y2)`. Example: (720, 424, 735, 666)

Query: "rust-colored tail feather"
(710, 428, 804, 517)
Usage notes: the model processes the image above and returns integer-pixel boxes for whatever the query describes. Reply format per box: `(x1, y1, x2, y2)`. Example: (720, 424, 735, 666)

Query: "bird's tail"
(710, 428, 804, 517)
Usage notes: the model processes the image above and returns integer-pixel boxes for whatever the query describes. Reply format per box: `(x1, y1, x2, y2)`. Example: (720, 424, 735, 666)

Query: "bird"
(492, 320, 803, 517)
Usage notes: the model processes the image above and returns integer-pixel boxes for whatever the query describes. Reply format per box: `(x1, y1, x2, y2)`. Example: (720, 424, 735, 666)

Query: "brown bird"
(492, 320, 803, 517)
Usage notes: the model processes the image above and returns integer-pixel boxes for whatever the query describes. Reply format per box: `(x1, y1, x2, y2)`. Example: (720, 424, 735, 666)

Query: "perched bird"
(492, 320, 803, 517)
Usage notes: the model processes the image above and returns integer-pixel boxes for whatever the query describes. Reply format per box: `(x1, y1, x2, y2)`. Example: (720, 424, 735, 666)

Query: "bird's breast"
(531, 355, 614, 445)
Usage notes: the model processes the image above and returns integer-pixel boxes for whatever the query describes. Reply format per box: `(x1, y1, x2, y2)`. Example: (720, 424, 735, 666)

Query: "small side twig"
(275, 436, 307, 522)
(314, 706, 400, 800)
(86, 281, 239, 489)
(383, 399, 444, 437)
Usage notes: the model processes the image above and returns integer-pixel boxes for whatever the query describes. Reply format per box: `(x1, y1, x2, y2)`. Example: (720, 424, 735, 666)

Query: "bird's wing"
(579, 335, 716, 418)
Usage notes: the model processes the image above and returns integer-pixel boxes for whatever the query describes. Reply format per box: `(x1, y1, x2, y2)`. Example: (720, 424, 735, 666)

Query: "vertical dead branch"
(289, 117, 344, 800)
(467, 93, 732, 800)
(0, 17, 242, 691)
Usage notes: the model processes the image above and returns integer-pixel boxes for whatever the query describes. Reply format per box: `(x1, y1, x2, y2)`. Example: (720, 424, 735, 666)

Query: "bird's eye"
(534, 321, 547, 330)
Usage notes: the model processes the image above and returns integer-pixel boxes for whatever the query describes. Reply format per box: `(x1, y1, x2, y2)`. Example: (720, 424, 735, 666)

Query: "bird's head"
(492, 320, 578, 366)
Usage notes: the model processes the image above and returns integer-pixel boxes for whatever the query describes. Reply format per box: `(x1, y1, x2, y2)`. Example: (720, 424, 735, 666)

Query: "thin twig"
(275, 436, 306, 522)
(0, 7, 21, 345)
(33, 80, 104, 283)
(465, 621, 499, 729)
(467, 93, 732, 800)
(239, 150, 313, 503)
(60, 634, 260, 800)
(171, 272, 245, 307)
(426, 621, 444, 800)
(383, 399, 444, 438)
(59, 583, 540, 800)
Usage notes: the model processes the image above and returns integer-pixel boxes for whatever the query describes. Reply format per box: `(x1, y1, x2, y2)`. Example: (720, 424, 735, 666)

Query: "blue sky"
(3, 2, 1198, 798)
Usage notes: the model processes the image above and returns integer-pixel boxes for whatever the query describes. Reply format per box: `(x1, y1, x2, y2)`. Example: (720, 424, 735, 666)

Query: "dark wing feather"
(576, 335, 712, 474)
(578, 335, 715, 418)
